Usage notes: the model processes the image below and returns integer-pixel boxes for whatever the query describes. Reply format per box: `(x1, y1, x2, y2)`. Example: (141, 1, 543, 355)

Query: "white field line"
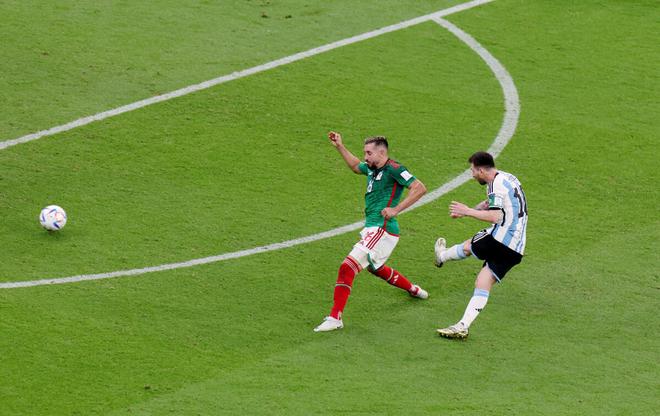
(0, 0, 492, 151)
(410, 17, 520, 209)
(0, 0, 520, 289)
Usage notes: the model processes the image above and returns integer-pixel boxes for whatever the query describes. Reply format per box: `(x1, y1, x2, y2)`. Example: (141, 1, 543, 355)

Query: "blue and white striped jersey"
(486, 171, 528, 254)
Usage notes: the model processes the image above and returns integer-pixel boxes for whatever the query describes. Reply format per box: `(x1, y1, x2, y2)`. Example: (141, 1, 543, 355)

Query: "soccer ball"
(39, 205, 67, 231)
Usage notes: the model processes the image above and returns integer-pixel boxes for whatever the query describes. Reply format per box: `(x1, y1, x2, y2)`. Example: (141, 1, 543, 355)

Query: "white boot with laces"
(313, 316, 344, 332)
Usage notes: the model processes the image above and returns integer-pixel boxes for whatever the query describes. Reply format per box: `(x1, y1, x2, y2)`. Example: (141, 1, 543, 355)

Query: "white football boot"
(313, 316, 344, 332)
(434, 237, 446, 268)
(409, 285, 429, 299)
(436, 322, 469, 339)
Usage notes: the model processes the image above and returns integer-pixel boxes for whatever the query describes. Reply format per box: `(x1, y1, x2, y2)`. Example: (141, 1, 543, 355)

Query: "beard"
(477, 178, 487, 185)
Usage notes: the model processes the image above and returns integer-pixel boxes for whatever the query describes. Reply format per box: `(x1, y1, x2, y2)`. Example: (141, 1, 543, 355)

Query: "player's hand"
(449, 201, 470, 218)
(381, 207, 398, 220)
(328, 131, 343, 147)
(475, 200, 489, 211)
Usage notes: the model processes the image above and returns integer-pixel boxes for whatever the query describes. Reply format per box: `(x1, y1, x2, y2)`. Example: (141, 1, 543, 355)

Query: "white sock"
(459, 289, 490, 328)
(440, 243, 468, 263)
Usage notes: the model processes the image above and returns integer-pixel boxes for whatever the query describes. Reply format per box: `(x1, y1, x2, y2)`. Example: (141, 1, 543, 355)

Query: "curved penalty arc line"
(0, 15, 519, 289)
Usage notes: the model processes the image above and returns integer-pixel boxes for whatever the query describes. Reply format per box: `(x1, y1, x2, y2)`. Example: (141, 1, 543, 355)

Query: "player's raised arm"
(328, 131, 362, 174)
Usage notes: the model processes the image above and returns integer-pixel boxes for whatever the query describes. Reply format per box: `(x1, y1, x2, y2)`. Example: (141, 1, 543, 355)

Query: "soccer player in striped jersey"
(434, 151, 528, 339)
(314, 131, 429, 332)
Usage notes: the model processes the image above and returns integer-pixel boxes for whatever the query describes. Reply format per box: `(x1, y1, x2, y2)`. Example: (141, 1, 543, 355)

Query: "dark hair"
(364, 136, 388, 149)
(468, 151, 495, 168)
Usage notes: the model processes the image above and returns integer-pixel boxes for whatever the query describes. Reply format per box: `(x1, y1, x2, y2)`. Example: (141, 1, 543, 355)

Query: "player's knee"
(474, 268, 496, 290)
(462, 240, 472, 257)
(339, 261, 352, 275)
(339, 257, 361, 276)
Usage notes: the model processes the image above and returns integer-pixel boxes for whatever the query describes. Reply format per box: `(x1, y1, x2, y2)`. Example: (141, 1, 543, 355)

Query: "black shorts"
(470, 230, 523, 282)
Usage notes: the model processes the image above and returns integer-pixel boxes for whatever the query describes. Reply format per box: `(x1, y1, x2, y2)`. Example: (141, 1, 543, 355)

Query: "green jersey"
(358, 159, 416, 235)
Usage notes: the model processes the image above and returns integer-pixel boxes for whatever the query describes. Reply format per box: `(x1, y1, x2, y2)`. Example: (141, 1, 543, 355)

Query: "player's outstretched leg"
(434, 238, 470, 267)
(368, 265, 428, 299)
(314, 256, 361, 332)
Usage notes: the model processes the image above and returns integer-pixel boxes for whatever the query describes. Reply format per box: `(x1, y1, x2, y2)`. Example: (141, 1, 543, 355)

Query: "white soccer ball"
(39, 205, 68, 231)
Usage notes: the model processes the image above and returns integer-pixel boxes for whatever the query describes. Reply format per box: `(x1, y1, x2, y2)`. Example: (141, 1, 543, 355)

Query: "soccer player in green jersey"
(314, 131, 429, 332)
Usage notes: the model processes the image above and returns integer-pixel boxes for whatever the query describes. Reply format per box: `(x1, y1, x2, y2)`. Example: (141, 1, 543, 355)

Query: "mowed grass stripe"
(2, 0, 478, 141)
(0, 22, 502, 282)
(1, 12, 520, 289)
(1, 1, 658, 415)
(0, 0, 492, 151)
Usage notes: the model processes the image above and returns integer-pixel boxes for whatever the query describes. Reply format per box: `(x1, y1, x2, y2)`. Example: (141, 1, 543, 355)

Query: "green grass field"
(1, 0, 658, 414)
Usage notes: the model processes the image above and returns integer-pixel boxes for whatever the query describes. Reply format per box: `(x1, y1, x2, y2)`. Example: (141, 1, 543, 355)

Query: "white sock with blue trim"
(440, 243, 468, 263)
(459, 288, 490, 328)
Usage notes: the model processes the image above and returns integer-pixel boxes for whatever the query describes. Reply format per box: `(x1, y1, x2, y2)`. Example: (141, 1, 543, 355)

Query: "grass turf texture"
(0, 15, 499, 280)
(1, 0, 658, 415)
(0, 0, 466, 141)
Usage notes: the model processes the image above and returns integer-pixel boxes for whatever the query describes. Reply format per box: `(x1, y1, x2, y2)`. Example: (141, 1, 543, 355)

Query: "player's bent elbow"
(491, 212, 503, 223)
(413, 180, 427, 195)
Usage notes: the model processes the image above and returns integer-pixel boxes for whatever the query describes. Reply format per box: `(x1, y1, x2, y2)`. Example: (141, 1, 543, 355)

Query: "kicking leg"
(435, 238, 472, 267)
